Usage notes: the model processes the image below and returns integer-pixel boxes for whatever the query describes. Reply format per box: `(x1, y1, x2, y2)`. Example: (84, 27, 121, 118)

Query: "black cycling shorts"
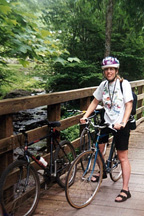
(98, 122, 130, 151)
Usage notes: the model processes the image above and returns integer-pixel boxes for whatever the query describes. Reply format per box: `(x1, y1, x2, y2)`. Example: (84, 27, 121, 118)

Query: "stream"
(12, 90, 48, 156)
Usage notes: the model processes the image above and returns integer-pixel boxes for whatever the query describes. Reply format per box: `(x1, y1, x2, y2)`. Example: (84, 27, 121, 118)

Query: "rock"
(2, 89, 47, 133)
(3, 89, 31, 99)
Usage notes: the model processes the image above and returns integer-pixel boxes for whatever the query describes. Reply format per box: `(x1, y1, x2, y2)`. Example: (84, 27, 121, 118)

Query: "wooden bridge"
(33, 121, 144, 216)
(0, 79, 144, 215)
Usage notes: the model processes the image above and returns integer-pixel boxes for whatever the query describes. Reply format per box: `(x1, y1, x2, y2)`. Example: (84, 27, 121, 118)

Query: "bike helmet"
(101, 56, 120, 69)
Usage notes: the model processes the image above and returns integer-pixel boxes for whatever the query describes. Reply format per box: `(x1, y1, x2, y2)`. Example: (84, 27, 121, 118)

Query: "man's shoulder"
(100, 80, 107, 87)
(122, 79, 130, 84)
(121, 79, 131, 87)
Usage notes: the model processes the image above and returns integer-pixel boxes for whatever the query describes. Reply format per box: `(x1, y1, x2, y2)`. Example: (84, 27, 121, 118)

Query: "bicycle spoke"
(55, 140, 76, 188)
(110, 148, 122, 182)
(0, 160, 40, 216)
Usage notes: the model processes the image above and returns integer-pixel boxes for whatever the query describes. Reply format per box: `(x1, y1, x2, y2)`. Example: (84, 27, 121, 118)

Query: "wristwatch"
(120, 122, 125, 126)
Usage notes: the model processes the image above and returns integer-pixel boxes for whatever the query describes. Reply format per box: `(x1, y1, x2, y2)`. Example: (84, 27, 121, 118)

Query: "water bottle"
(36, 156, 48, 167)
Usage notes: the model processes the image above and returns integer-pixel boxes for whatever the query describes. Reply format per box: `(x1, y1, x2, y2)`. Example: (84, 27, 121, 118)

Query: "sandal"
(91, 172, 107, 182)
(115, 189, 131, 202)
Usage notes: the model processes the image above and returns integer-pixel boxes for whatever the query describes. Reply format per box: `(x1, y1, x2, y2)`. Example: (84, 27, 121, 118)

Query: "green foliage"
(43, 0, 106, 62)
(111, 0, 144, 80)
(43, 0, 144, 91)
(0, 0, 144, 97)
(42, 0, 107, 91)
(45, 60, 102, 92)
(0, 62, 44, 97)
(60, 124, 80, 142)
(0, 0, 66, 63)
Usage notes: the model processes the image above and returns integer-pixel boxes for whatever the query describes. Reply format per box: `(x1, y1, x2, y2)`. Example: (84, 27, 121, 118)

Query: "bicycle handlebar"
(84, 118, 117, 132)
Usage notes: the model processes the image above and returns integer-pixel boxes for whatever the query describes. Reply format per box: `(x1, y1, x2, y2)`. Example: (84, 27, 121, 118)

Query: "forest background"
(0, 0, 144, 98)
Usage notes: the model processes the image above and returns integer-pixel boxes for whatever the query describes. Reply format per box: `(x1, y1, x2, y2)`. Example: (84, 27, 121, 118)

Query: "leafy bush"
(60, 124, 80, 142)
(45, 61, 102, 92)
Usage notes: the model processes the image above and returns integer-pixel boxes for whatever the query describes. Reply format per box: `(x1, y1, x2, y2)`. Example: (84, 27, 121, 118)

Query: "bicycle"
(0, 119, 76, 216)
(68, 105, 107, 154)
(65, 118, 122, 209)
(79, 105, 106, 153)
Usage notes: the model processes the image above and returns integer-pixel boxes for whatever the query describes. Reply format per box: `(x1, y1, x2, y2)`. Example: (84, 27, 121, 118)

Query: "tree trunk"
(104, 0, 114, 57)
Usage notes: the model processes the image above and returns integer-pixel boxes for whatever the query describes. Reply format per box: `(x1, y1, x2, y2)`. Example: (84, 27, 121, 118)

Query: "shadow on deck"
(34, 122, 144, 216)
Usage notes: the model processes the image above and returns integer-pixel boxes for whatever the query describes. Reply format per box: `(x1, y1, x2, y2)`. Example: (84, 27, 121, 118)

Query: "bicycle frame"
(82, 127, 115, 181)
(21, 127, 60, 176)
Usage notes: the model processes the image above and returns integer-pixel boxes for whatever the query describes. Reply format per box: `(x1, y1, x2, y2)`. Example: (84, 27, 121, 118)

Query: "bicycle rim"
(65, 150, 103, 209)
(55, 140, 76, 188)
(0, 160, 40, 216)
(80, 129, 96, 172)
(80, 128, 91, 152)
(110, 147, 122, 182)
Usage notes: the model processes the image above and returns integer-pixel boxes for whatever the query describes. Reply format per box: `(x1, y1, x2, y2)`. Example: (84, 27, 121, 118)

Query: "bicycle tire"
(65, 150, 103, 209)
(80, 128, 94, 152)
(0, 159, 40, 216)
(110, 143, 122, 182)
(54, 140, 76, 188)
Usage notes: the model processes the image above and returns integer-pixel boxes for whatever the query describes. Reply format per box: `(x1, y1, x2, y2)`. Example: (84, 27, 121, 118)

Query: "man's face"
(103, 67, 118, 82)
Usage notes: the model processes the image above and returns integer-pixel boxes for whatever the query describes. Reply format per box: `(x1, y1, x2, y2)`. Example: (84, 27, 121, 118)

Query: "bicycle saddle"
(48, 121, 61, 127)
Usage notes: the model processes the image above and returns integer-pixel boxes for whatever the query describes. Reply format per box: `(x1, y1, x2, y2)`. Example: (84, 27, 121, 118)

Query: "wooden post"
(47, 103, 61, 121)
(137, 86, 143, 120)
(0, 205, 3, 216)
(0, 115, 13, 176)
(80, 97, 92, 134)
(80, 97, 91, 111)
(47, 104, 61, 152)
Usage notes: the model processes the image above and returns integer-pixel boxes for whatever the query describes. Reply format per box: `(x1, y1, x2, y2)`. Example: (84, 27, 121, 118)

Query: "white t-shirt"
(93, 79, 133, 125)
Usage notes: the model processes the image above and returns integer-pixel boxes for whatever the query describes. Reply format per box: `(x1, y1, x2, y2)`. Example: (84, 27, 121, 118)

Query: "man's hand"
(114, 122, 126, 130)
(80, 118, 87, 124)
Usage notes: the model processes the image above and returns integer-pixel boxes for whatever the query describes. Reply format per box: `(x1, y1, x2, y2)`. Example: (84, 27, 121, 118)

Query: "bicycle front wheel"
(55, 140, 76, 188)
(0, 160, 40, 216)
(110, 145, 122, 182)
(65, 150, 103, 209)
(80, 128, 95, 152)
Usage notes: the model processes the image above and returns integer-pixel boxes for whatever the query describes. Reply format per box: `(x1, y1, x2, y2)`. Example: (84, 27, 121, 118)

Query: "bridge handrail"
(0, 80, 144, 174)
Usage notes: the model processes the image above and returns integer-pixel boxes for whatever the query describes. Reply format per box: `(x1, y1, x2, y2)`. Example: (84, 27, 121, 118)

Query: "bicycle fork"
(16, 161, 30, 194)
(82, 148, 99, 182)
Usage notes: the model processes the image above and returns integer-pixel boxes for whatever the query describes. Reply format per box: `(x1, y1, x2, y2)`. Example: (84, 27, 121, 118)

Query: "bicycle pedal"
(44, 183, 48, 190)
(91, 147, 96, 152)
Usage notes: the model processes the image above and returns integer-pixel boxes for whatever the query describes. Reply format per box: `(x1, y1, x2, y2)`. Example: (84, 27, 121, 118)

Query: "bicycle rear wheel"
(110, 145, 122, 182)
(55, 140, 76, 188)
(0, 160, 40, 216)
(65, 150, 103, 209)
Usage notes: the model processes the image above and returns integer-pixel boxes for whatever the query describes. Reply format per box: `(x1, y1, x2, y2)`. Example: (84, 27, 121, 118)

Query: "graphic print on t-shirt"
(103, 83, 123, 117)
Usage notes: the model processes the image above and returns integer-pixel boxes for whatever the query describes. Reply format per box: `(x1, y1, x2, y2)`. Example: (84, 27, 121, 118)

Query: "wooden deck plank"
(34, 121, 144, 216)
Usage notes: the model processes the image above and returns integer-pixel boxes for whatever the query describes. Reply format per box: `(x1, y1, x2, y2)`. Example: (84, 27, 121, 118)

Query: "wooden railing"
(0, 79, 144, 175)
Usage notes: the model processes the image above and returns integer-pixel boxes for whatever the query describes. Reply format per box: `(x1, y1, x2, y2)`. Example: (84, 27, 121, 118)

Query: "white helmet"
(101, 56, 120, 69)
